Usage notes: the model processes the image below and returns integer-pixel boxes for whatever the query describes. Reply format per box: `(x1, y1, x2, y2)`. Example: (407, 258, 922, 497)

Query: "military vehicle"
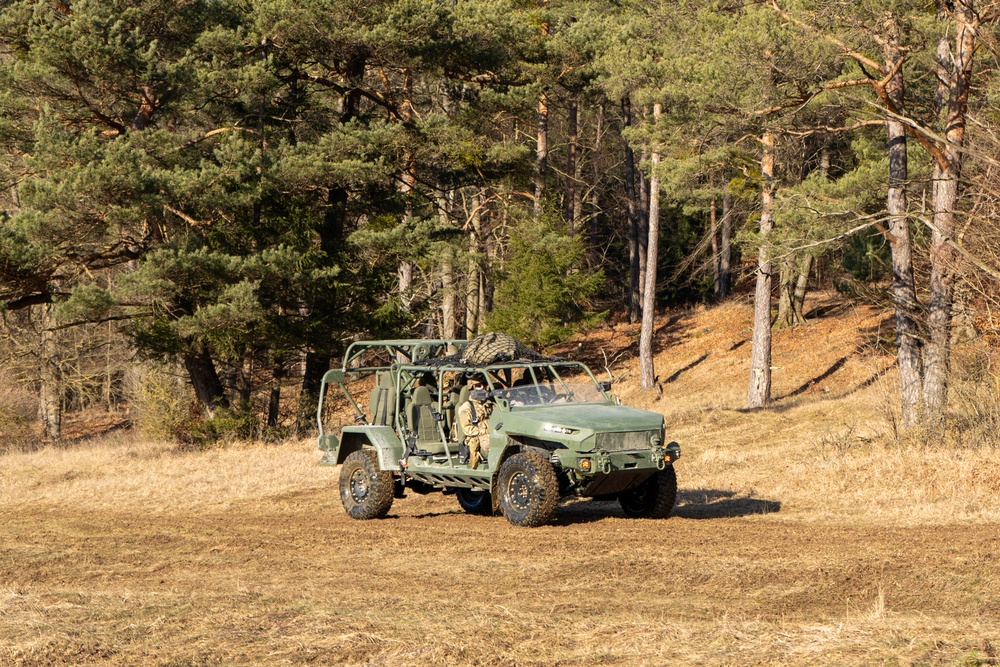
(317, 333, 680, 527)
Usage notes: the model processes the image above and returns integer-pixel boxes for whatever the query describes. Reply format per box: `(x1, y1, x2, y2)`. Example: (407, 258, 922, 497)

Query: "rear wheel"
(456, 488, 493, 515)
(339, 449, 394, 520)
(497, 451, 559, 527)
(619, 466, 676, 518)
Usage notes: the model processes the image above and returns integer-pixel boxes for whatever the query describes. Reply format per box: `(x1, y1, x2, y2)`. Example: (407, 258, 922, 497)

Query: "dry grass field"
(3, 294, 1000, 666)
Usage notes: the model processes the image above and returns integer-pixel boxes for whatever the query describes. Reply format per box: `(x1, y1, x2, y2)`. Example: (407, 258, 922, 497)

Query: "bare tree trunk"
(590, 102, 604, 251)
(792, 254, 811, 324)
(638, 146, 649, 304)
(924, 8, 976, 422)
(623, 96, 642, 323)
(534, 93, 548, 219)
(719, 189, 733, 298)
(639, 103, 662, 391)
(183, 342, 229, 418)
(267, 360, 283, 428)
(466, 192, 482, 338)
(709, 174, 720, 295)
(38, 304, 62, 441)
(883, 16, 923, 428)
(566, 97, 578, 228)
(774, 255, 797, 330)
(297, 352, 328, 434)
(442, 250, 456, 341)
(398, 69, 417, 312)
(747, 131, 776, 408)
(775, 254, 810, 329)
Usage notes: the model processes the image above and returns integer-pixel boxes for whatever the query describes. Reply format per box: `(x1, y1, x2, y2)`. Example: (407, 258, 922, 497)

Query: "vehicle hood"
(506, 403, 664, 432)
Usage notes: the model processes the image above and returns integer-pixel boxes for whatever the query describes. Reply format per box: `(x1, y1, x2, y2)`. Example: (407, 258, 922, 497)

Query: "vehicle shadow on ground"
(550, 488, 781, 524)
(673, 488, 781, 519)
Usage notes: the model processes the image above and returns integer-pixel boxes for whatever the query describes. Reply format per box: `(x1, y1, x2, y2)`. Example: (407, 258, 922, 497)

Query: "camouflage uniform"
(457, 397, 493, 469)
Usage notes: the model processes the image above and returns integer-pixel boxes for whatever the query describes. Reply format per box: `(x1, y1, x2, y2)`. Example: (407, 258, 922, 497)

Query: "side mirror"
(599, 380, 612, 392)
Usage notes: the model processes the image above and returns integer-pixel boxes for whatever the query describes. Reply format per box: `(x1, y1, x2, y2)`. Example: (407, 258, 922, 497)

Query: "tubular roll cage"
(315, 339, 608, 439)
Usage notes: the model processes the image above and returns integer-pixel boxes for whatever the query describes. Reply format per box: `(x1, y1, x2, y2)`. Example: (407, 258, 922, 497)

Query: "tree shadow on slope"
(664, 352, 710, 384)
(547, 312, 695, 372)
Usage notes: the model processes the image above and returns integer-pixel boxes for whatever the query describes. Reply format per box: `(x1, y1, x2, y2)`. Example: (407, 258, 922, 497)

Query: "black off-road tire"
(456, 487, 493, 515)
(497, 451, 560, 527)
(339, 449, 394, 520)
(619, 465, 677, 519)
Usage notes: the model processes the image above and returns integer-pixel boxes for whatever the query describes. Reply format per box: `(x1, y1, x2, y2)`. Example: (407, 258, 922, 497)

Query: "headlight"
(579, 458, 592, 472)
(544, 424, 576, 435)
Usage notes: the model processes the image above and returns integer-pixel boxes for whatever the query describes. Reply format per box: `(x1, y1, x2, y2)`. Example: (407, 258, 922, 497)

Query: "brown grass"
(3, 293, 1000, 666)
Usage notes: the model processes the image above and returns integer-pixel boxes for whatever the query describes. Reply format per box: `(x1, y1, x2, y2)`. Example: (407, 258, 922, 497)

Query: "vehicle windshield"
(490, 364, 609, 407)
(495, 382, 607, 406)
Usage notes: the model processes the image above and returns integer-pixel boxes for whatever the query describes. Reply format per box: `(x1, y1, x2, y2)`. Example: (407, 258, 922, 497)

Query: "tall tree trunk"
(719, 189, 733, 298)
(924, 7, 976, 422)
(267, 360, 284, 428)
(792, 254, 811, 324)
(883, 15, 923, 428)
(398, 69, 417, 311)
(747, 130, 776, 408)
(566, 97, 578, 228)
(297, 353, 329, 434)
(623, 96, 642, 323)
(709, 174, 720, 295)
(774, 255, 797, 330)
(590, 102, 604, 253)
(638, 147, 650, 306)
(298, 52, 363, 430)
(38, 304, 62, 441)
(639, 103, 662, 391)
(442, 250, 456, 342)
(183, 341, 229, 418)
(466, 191, 483, 338)
(533, 93, 549, 219)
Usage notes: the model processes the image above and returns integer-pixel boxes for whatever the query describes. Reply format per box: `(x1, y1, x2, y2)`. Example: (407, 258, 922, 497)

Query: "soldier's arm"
(457, 404, 473, 434)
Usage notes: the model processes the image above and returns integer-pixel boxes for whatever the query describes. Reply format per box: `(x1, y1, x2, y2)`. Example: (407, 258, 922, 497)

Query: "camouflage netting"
(430, 332, 553, 367)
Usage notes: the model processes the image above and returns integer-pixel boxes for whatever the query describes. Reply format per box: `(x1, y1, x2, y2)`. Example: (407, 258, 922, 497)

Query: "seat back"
(409, 386, 440, 445)
(368, 371, 396, 426)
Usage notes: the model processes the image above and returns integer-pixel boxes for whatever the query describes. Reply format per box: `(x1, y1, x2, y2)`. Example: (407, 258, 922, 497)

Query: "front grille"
(594, 431, 656, 452)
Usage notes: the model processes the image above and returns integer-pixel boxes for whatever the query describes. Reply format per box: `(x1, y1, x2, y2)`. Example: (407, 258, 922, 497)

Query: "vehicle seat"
(408, 386, 443, 450)
(368, 371, 395, 426)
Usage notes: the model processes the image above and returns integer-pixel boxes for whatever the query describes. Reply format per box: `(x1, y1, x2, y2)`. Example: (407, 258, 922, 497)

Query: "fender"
(335, 425, 404, 471)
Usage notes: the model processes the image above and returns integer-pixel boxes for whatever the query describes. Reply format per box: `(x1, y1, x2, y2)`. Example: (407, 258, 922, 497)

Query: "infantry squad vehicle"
(317, 334, 680, 527)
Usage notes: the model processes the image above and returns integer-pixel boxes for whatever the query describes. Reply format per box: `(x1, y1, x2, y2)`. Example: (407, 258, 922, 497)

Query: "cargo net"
(429, 332, 554, 367)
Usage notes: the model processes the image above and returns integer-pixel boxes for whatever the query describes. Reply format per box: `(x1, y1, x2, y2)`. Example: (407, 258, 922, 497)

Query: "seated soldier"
(456, 376, 493, 469)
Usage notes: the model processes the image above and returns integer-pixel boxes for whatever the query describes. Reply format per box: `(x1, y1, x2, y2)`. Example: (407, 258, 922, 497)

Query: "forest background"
(1, 0, 999, 446)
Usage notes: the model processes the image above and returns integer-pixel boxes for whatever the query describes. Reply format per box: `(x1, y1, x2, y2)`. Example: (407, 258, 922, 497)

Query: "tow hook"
(655, 449, 668, 470)
(597, 452, 613, 474)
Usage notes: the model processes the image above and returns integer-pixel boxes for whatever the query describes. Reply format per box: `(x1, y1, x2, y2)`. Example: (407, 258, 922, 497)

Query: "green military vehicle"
(317, 334, 680, 527)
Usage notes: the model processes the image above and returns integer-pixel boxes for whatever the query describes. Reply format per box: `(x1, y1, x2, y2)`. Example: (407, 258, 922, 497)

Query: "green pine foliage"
(488, 217, 604, 347)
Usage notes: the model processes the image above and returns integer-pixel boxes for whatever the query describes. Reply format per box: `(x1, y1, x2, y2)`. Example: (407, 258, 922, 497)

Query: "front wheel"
(456, 487, 493, 515)
(339, 449, 394, 520)
(619, 466, 677, 518)
(497, 451, 559, 527)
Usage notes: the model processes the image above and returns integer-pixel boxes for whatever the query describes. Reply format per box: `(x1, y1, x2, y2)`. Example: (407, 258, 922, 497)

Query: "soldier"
(457, 377, 493, 469)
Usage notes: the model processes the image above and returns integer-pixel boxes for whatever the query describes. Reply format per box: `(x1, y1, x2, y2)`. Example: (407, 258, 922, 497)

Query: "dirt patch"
(1, 493, 998, 666)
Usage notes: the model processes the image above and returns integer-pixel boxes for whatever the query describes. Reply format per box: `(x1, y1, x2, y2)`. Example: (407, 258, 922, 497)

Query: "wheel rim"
(622, 480, 655, 512)
(507, 471, 532, 512)
(349, 468, 370, 502)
